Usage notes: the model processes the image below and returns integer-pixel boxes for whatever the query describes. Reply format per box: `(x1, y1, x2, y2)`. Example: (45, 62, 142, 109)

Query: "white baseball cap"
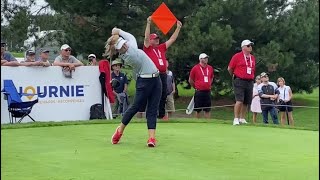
(115, 37, 127, 50)
(60, 44, 71, 50)
(241, 40, 254, 47)
(199, 53, 209, 60)
(88, 54, 96, 58)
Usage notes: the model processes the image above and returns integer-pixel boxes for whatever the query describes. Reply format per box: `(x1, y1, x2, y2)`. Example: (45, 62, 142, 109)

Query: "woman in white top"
(250, 75, 262, 123)
(277, 77, 294, 126)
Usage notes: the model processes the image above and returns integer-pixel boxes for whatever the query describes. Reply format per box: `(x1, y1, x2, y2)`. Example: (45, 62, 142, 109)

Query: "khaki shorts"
(165, 93, 175, 112)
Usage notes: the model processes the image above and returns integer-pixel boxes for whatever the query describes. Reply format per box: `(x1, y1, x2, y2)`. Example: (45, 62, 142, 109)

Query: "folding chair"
(1, 80, 40, 123)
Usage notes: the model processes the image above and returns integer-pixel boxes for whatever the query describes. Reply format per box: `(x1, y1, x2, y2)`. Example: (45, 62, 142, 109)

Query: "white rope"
(111, 103, 318, 115)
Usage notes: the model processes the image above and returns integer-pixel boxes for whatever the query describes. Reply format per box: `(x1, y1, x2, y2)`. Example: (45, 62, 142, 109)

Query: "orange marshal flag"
(151, 2, 177, 35)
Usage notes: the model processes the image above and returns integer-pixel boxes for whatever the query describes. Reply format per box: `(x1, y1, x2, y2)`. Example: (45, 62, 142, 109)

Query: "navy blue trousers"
(121, 76, 161, 129)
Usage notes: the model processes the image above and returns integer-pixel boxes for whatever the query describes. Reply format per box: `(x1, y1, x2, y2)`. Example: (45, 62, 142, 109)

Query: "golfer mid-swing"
(105, 27, 161, 147)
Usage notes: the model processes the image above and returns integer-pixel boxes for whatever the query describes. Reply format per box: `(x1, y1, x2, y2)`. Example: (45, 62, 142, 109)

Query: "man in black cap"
(20, 50, 39, 66)
(37, 48, 51, 66)
(1, 40, 20, 66)
(257, 72, 280, 124)
(25, 49, 36, 62)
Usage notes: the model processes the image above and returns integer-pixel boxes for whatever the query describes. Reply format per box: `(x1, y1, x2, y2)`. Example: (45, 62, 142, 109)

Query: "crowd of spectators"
(2, 38, 294, 126)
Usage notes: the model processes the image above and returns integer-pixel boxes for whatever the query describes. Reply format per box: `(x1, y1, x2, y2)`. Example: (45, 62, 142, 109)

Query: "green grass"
(2, 83, 318, 179)
(126, 82, 319, 130)
(11, 52, 24, 58)
(1, 122, 318, 180)
(176, 82, 194, 97)
(291, 88, 319, 129)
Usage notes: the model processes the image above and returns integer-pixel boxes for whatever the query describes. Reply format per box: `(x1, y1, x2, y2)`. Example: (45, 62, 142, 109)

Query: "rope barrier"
(110, 103, 319, 116)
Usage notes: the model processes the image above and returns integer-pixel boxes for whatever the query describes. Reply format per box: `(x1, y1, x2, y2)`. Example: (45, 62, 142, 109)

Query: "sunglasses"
(246, 45, 252, 47)
(64, 49, 71, 52)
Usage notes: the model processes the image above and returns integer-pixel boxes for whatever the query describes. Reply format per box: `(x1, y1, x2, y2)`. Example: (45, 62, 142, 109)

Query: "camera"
(111, 78, 120, 89)
(278, 99, 285, 105)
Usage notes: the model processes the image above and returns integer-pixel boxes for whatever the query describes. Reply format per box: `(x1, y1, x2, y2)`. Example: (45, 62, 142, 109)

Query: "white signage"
(1, 66, 112, 124)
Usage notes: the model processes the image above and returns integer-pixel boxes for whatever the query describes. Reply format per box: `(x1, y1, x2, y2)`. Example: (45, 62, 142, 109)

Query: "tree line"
(1, 0, 319, 96)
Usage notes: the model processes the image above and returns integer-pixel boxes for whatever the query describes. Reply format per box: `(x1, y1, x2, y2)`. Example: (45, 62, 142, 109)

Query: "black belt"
(234, 76, 253, 81)
(196, 89, 210, 92)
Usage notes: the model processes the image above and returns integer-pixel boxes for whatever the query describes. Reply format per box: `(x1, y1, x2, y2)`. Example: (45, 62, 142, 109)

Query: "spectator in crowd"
(21, 48, 51, 67)
(250, 75, 262, 123)
(53, 44, 83, 77)
(1, 40, 20, 66)
(277, 77, 294, 126)
(188, 53, 214, 119)
(21, 49, 50, 67)
(228, 39, 256, 125)
(106, 27, 161, 147)
(88, 54, 98, 66)
(165, 60, 175, 120)
(143, 16, 182, 120)
(37, 48, 51, 67)
(20, 50, 37, 66)
(111, 59, 129, 116)
(257, 72, 279, 124)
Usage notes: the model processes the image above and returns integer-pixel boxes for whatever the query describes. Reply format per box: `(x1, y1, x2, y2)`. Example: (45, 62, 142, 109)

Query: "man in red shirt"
(228, 39, 256, 125)
(188, 53, 214, 119)
(141, 16, 182, 120)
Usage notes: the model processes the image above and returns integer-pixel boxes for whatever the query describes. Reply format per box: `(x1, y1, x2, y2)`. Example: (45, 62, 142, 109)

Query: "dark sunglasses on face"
(64, 49, 71, 52)
(246, 45, 252, 47)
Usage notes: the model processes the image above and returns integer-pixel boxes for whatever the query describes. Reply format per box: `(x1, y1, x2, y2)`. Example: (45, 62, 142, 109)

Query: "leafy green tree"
(1, 7, 30, 51)
(265, 0, 319, 93)
(169, 0, 318, 95)
(2, 0, 318, 95)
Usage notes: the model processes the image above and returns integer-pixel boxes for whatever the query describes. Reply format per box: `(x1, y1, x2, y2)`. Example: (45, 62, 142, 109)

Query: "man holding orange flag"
(142, 16, 182, 120)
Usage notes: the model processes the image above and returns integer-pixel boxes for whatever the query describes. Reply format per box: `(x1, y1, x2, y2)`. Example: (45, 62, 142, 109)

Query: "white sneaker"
(233, 118, 240, 125)
(239, 118, 248, 124)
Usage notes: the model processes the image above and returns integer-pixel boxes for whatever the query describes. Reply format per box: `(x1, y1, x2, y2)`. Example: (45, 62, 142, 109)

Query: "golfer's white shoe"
(239, 118, 248, 124)
(233, 118, 240, 125)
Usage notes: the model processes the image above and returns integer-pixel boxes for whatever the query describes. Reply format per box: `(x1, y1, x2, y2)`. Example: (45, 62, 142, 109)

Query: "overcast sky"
(3, 0, 295, 25)
(30, 0, 53, 15)
(10, 0, 296, 15)
(6, 0, 52, 15)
